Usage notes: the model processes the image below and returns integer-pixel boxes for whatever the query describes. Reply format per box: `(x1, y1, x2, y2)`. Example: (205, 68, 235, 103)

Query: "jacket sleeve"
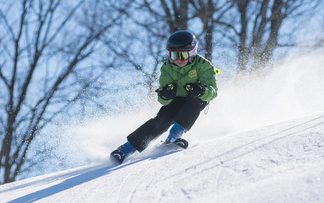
(198, 62, 218, 102)
(157, 63, 174, 105)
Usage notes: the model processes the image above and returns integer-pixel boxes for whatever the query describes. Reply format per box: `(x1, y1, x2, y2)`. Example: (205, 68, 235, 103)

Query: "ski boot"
(110, 141, 136, 164)
(165, 122, 189, 149)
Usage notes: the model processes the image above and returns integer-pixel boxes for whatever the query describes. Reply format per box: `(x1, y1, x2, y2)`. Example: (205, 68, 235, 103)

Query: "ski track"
(214, 166, 222, 193)
(116, 172, 131, 203)
(127, 169, 148, 203)
(157, 114, 324, 183)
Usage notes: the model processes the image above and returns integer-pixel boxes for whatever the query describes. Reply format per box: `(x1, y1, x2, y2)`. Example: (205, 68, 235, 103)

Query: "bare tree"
(105, 0, 194, 99)
(126, 0, 321, 75)
(130, 0, 232, 62)
(141, 0, 189, 32)
(189, 0, 232, 60)
(219, 0, 321, 71)
(0, 0, 129, 184)
(97, 0, 191, 99)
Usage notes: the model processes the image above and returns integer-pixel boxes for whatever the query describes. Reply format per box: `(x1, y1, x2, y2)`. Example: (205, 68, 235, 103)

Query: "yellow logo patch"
(188, 70, 197, 78)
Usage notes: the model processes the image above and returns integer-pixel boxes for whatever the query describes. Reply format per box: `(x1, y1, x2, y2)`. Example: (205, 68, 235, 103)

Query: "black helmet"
(166, 30, 198, 51)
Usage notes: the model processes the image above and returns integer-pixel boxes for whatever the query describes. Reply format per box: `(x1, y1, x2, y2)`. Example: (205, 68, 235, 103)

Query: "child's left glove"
(184, 83, 205, 97)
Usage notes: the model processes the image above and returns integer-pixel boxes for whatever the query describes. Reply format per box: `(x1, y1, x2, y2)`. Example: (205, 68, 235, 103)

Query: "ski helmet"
(166, 30, 198, 60)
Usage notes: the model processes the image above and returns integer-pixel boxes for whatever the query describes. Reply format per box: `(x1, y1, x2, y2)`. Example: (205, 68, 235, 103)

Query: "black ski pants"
(127, 97, 208, 152)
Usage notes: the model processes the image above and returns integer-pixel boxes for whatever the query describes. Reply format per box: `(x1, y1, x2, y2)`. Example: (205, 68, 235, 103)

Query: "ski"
(164, 138, 189, 149)
(110, 138, 189, 165)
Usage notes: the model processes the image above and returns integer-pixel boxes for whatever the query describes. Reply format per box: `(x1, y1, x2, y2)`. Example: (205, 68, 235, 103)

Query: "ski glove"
(184, 83, 205, 98)
(156, 84, 177, 100)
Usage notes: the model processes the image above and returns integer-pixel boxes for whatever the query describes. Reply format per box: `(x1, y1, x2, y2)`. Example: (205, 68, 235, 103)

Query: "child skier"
(110, 30, 218, 164)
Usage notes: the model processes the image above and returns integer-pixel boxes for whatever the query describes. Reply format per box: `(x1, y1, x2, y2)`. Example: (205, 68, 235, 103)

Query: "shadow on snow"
(8, 146, 181, 203)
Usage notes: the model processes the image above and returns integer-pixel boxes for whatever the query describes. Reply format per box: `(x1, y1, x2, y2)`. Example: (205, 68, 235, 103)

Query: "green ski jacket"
(157, 54, 218, 105)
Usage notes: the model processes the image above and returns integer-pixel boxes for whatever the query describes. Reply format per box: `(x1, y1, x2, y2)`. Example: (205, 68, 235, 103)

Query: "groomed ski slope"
(1, 112, 324, 203)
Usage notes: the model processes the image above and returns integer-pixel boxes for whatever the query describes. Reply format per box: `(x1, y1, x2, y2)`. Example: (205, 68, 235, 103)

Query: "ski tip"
(174, 138, 189, 149)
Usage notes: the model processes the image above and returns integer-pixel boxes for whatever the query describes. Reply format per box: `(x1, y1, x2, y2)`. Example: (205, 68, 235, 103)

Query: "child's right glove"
(156, 84, 177, 100)
(184, 83, 205, 97)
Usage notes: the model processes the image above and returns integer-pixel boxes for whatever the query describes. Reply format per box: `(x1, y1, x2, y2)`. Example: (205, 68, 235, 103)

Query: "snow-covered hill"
(1, 112, 324, 203)
(1, 51, 324, 203)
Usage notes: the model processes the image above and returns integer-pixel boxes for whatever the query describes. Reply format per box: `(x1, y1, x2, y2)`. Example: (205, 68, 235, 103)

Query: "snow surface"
(1, 112, 324, 203)
(1, 52, 324, 202)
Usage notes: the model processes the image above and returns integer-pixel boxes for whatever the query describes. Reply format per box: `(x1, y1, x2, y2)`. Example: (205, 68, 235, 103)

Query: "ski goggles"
(168, 51, 190, 61)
